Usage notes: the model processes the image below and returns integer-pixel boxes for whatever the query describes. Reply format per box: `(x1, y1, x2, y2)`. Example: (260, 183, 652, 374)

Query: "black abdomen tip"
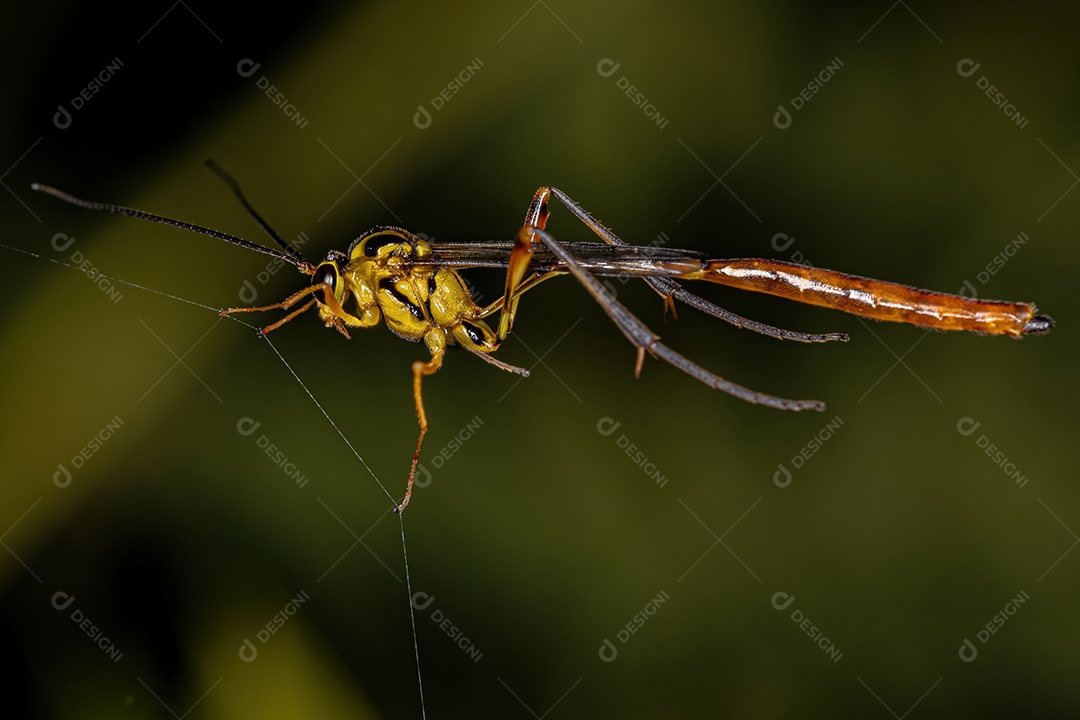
(1023, 315, 1055, 335)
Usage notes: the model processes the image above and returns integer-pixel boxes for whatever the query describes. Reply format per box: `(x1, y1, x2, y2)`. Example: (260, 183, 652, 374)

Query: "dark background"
(1, 2, 1077, 717)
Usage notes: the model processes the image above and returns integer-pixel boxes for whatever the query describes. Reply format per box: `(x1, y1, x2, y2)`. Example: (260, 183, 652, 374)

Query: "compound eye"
(311, 264, 337, 290)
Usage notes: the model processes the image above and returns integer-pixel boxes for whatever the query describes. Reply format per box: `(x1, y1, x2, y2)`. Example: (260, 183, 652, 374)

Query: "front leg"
(221, 284, 328, 335)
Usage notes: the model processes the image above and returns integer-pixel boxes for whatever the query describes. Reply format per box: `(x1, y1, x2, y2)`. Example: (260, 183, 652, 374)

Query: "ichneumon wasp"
(31, 162, 1054, 511)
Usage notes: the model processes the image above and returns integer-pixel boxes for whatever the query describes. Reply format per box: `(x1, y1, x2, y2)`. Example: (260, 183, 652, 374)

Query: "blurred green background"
(1, 1, 1077, 717)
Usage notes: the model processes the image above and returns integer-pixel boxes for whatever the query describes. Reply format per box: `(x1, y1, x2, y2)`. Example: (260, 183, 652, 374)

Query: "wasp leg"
(222, 281, 363, 338)
(222, 284, 329, 333)
(636, 275, 847, 343)
(396, 330, 447, 513)
(496, 233, 535, 338)
(258, 298, 318, 335)
(478, 271, 560, 322)
(533, 186, 847, 343)
(523, 226, 825, 411)
(496, 187, 564, 339)
(463, 346, 530, 376)
(222, 284, 319, 317)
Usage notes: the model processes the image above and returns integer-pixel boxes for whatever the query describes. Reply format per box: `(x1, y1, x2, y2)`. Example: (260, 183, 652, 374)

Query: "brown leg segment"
(221, 284, 323, 319)
(222, 283, 331, 333)
(395, 334, 446, 513)
(525, 226, 825, 411)
(514, 187, 847, 343)
(477, 271, 560, 321)
(221, 281, 364, 338)
(497, 187, 556, 339)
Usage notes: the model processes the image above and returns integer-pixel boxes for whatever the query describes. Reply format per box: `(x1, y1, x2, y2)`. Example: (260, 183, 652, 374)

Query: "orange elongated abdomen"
(681, 259, 1052, 337)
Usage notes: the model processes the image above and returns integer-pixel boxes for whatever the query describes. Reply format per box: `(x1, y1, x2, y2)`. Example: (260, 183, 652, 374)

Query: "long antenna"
(31, 171, 314, 274)
(203, 159, 310, 266)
